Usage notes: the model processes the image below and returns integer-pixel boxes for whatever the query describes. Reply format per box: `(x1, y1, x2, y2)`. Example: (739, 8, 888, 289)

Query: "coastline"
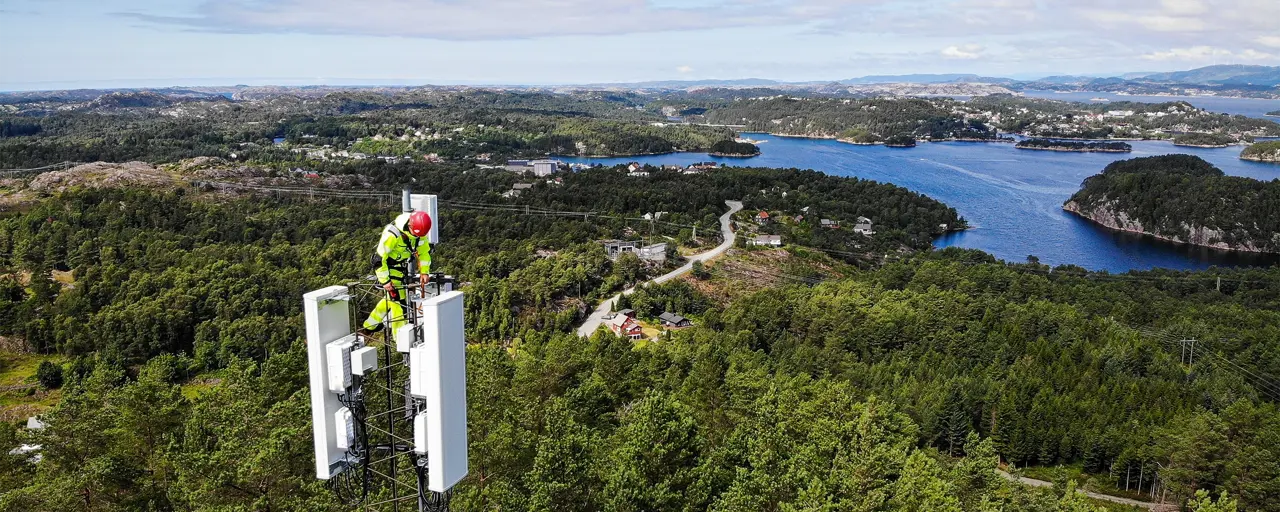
(1172, 143, 1232, 148)
(1240, 155, 1280, 164)
(1016, 146, 1131, 153)
(708, 152, 760, 158)
(1063, 201, 1277, 255)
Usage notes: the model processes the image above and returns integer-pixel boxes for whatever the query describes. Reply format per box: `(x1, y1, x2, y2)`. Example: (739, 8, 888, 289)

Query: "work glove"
(383, 282, 399, 300)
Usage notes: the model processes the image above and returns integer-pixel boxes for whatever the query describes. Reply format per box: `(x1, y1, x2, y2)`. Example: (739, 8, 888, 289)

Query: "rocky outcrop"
(28, 161, 174, 192)
(1064, 199, 1278, 253)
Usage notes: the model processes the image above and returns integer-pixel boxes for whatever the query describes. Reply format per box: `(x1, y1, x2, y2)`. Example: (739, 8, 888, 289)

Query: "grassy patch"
(0, 351, 64, 420)
(180, 373, 226, 400)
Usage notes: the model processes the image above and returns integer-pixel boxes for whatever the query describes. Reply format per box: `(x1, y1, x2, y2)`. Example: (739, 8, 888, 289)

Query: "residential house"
(627, 162, 642, 172)
(502, 183, 534, 198)
(616, 309, 636, 319)
(756, 211, 771, 224)
(607, 314, 645, 340)
(854, 216, 875, 235)
(821, 218, 840, 229)
(659, 312, 693, 328)
(750, 235, 783, 247)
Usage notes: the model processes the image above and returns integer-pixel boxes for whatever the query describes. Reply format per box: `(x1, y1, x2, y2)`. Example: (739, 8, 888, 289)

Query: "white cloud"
(1142, 46, 1237, 61)
(1160, 0, 1208, 15)
(940, 44, 984, 60)
(1237, 49, 1275, 61)
(1257, 36, 1280, 48)
(1136, 15, 1204, 32)
(676, 65, 694, 73)
(121, 0, 871, 40)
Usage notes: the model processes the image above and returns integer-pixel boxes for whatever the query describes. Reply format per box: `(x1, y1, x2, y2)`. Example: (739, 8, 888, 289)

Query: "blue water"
(559, 134, 1280, 272)
(1022, 91, 1280, 120)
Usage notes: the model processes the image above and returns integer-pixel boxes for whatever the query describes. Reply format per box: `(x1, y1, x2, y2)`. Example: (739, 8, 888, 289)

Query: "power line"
(0, 161, 80, 175)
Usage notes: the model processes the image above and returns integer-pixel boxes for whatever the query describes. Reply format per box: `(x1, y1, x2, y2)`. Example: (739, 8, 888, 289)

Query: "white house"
(750, 235, 783, 247)
(854, 216, 875, 235)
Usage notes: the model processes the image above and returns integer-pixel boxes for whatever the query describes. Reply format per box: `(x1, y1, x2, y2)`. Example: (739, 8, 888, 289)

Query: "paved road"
(997, 470, 1171, 510)
(577, 200, 743, 337)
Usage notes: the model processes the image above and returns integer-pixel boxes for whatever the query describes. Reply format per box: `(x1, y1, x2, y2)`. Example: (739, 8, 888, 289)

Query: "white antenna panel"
(410, 194, 440, 244)
(326, 337, 355, 393)
(304, 286, 353, 480)
(412, 290, 469, 492)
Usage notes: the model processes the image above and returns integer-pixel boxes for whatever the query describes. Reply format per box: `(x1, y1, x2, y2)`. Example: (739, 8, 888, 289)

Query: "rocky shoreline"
(1016, 146, 1131, 153)
(1063, 200, 1275, 254)
(1171, 143, 1232, 148)
(1241, 154, 1280, 163)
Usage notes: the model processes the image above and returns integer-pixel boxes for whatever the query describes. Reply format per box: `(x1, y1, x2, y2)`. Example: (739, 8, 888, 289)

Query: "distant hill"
(1138, 65, 1280, 86)
(840, 73, 1016, 85)
(1033, 75, 1098, 85)
(588, 78, 782, 89)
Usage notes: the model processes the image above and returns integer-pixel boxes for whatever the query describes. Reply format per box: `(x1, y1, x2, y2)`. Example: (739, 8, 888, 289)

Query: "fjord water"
(560, 134, 1280, 272)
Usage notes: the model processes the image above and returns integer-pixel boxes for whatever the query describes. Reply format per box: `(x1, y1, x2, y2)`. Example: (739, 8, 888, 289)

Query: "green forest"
(1016, 139, 1132, 152)
(708, 140, 760, 156)
(1240, 141, 1280, 162)
(0, 89, 1277, 512)
(1172, 133, 1236, 147)
(1065, 155, 1280, 253)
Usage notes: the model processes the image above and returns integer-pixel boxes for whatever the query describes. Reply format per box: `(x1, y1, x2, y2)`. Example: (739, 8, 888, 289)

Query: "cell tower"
(304, 192, 468, 512)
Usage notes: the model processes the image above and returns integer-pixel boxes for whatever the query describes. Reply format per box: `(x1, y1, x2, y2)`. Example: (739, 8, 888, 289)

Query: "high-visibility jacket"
(374, 212, 431, 285)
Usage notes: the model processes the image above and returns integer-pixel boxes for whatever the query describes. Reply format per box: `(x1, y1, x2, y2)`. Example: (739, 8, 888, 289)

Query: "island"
(1268, 110, 1280, 117)
(1063, 154, 1280, 253)
(883, 134, 917, 148)
(1240, 140, 1280, 163)
(708, 139, 761, 157)
(1171, 132, 1235, 148)
(1015, 138, 1132, 152)
(837, 128, 881, 145)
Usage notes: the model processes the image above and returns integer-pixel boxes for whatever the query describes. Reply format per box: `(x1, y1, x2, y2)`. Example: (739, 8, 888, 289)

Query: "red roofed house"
(607, 314, 644, 340)
(756, 211, 771, 224)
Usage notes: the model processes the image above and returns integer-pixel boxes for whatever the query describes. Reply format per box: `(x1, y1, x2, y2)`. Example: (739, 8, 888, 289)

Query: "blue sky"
(3, 0, 1279, 90)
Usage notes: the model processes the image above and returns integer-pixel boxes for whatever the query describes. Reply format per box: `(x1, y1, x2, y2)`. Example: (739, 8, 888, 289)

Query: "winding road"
(576, 200, 743, 337)
(997, 470, 1170, 511)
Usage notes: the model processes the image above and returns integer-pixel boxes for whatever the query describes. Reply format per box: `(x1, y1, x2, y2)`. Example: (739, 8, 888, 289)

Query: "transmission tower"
(304, 191, 468, 512)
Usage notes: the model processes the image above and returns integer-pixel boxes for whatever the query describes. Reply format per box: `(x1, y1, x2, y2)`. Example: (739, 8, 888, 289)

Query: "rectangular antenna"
(412, 290, 468, 492)
(304, 286, 353, 480)
(410, 194, 440, 244)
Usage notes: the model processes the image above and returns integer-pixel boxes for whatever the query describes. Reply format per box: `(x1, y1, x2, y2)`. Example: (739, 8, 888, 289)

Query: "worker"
(359, 210, 432, 336)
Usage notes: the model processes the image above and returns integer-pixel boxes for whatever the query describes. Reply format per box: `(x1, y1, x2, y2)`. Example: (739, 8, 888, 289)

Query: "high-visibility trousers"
(363, 283, 408, 332)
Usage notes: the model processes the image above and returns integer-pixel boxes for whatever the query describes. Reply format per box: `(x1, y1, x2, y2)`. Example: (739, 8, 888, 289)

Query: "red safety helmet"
(408, 211, 432, 237)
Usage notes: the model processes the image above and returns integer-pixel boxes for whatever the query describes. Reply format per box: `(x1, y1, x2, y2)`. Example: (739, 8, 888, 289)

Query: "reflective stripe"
(374, 214, 431, 283)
